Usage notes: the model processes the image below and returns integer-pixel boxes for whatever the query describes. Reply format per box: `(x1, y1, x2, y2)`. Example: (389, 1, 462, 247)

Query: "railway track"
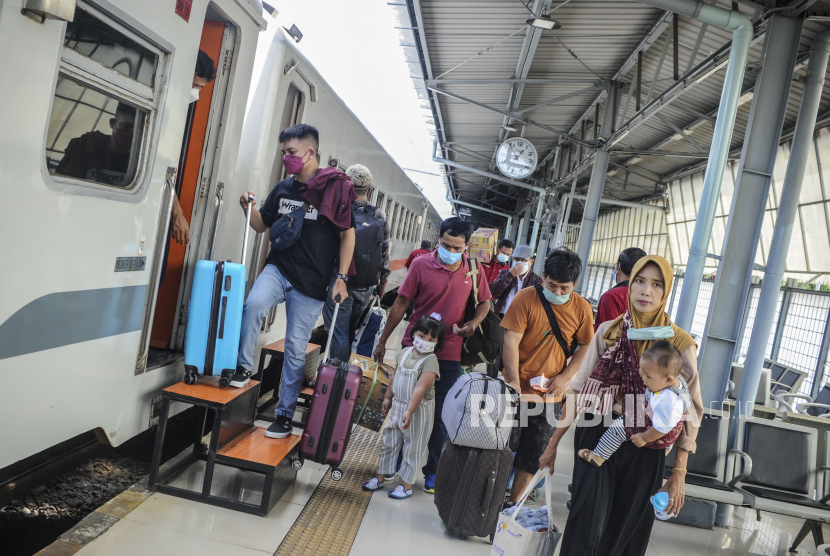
(0, 439, 103, 507)
(0, 407, 201, 556)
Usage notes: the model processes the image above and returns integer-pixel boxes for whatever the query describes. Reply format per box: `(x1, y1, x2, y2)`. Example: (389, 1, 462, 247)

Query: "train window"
(46, 77, 146, 187)
(376, 191, 385, 210)
(45, 2, 164, 195)
(64, 9, 158, 88)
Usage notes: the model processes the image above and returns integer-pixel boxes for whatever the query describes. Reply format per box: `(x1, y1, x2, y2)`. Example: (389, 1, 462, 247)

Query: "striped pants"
(377, 397, 435, 484)
(593, 415, 629, 460)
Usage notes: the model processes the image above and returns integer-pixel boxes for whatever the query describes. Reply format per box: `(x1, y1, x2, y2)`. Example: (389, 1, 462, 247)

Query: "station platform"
(42, 320, 830, 556)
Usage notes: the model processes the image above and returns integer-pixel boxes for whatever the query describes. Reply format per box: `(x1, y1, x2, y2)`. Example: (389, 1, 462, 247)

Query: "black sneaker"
(265, 415, 293, 439)
(229, 366, 250, 388)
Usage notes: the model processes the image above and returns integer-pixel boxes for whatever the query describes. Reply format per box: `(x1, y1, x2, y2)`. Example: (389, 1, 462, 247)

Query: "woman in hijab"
(539, 255, 703, 556)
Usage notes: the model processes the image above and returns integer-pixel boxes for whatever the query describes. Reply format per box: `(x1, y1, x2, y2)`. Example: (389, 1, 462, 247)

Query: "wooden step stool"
(148, 377, 300, 516)
(253, 339, 320, 425)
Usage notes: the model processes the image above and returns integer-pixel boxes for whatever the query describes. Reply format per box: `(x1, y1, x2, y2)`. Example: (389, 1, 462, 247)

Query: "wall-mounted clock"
(496, 137, 538, 179)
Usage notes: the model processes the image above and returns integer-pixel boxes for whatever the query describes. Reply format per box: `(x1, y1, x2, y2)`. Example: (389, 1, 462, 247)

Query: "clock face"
(496, 138, 538, 179)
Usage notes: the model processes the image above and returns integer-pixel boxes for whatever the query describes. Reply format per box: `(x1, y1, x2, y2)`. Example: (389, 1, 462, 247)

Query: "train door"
(145, 14, 237, 365)
(249, 83, 305, 333)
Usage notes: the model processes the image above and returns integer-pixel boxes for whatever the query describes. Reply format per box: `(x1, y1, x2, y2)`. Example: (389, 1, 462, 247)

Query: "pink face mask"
(283, 151, 308, 175)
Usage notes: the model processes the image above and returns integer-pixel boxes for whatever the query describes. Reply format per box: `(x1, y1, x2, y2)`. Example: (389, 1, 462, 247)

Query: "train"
(0, 0, 442, 469)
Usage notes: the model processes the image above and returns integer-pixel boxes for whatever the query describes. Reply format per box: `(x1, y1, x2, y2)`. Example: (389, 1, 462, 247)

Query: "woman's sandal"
(578, 449, 606, 467)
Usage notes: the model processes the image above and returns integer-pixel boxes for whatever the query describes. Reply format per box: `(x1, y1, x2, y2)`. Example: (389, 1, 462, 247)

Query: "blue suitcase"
(183, 196, 253, 387)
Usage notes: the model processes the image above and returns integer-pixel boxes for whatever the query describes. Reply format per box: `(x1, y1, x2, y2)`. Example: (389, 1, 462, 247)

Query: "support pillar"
(575, 82, 617, 293)
(697, 13, 802, 411)
(737, 29, 830, 423)
(552, 194, 566, 248)
(529, 195, 545, 252)
(518, 204, 532, 245)
(658, 0, 754, 332)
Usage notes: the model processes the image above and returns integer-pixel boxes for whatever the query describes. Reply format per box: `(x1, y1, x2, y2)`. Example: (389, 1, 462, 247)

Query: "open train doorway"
(145, 10, 237, 369)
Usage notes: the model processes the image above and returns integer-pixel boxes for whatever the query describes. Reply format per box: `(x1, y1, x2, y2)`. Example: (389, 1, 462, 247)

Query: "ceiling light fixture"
(526, 14, 562, 30)
(502, 125, 517, 132)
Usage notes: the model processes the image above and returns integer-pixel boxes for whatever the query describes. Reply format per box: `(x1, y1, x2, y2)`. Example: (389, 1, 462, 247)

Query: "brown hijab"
(602, 254, 696, 358)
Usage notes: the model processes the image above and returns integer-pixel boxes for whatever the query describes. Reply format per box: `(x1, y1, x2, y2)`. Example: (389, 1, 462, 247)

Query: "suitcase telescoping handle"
(322, 294, 342, 363)
(240, 195, 254, 264)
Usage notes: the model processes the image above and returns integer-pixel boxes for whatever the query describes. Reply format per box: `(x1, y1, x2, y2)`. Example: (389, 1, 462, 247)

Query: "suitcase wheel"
(291, 458, 303, 471)
(184, 372, 197, 385)
(458, 530, 468, 541)
(331, 468, 343, 481)
(219, 376, 230, 388)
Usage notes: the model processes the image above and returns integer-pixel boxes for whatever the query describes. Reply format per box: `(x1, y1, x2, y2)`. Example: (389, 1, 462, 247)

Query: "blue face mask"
(438, 245, 462, 265)
(543, 287, 571, 305)
(627, 326, 676, 341)
(497, 253, 510, 263)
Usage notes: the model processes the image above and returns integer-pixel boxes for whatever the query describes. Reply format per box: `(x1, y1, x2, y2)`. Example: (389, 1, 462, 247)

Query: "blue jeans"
(422, 359, 462, 476)
(322, 278, 373, 363)
(237, 264, 324, 418)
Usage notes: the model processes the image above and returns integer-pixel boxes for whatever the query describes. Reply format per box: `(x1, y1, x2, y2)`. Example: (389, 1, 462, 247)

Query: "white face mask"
(412, 336, 436, 354)
(189, 87, 200, 104)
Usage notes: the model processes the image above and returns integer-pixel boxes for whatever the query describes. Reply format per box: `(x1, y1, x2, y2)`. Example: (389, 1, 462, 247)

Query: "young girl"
(363, 313, 444, 499)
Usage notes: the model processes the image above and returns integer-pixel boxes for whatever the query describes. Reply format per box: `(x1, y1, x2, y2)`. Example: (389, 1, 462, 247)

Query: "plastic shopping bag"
(352, 296, 386, 357)
(491, 469, 561, 556)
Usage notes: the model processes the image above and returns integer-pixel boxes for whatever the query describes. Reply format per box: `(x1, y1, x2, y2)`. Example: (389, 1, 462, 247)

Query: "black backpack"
(351, 203, 384, 288)
(460, 259, 504, 367)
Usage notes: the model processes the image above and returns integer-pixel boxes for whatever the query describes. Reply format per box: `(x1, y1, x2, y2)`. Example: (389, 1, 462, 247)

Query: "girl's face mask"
(412, 336, 436, 354)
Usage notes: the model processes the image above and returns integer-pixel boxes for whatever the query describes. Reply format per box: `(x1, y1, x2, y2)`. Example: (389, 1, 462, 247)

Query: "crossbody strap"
(466, 257, 480, 307)
(534, 285, 573, 359)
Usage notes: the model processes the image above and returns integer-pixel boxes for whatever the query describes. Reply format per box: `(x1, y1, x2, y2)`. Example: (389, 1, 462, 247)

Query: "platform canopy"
(390, 0, 830, 230)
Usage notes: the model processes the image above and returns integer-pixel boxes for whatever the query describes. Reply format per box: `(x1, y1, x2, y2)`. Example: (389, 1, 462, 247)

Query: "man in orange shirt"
(501, 247, 594, 503)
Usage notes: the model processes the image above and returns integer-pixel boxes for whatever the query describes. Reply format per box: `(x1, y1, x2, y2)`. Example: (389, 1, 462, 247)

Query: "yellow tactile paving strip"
(274, 426, 382, 556)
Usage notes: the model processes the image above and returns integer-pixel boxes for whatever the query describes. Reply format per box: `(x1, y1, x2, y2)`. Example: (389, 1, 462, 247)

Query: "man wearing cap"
(485, 244, 542, 378)
(489, 244, 542, 318)
(322, 164, 390, 363)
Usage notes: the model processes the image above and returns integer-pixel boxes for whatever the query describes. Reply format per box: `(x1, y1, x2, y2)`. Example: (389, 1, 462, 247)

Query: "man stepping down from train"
(237, 124, 356, 440)
(322, 164, 390, 363)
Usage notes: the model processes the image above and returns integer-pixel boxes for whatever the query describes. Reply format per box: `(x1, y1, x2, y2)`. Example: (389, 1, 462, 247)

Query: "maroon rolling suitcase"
(299, 296, 362, 481)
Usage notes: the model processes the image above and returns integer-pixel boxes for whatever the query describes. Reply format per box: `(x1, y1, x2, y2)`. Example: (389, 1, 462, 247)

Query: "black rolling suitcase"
(434, 440, 513, 541)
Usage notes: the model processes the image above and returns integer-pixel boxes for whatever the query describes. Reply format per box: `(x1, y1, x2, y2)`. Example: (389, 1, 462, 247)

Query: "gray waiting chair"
(764, 358, 808, 399)
(776, 386, 830, 419)
(728, 417, 830, 528)
(664, 408, 751, 506)
(789, 432, 830, 552)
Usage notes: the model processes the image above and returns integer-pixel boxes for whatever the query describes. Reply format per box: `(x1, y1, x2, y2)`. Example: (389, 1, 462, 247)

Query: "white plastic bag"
(491, 469, 561, 556)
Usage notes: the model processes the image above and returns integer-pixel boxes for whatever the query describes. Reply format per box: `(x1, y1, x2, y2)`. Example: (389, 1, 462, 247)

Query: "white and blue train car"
(0, 0, 440, 469)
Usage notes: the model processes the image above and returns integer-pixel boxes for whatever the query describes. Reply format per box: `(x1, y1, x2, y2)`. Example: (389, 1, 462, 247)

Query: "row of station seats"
(667, 405, 830, 551)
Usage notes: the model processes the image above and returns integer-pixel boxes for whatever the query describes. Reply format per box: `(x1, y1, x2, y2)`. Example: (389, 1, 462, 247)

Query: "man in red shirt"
(594, 247, 647, 330)
(374, 218, 492, 494)
(481, 239, 515, 283)
(405, 239, 432, 269)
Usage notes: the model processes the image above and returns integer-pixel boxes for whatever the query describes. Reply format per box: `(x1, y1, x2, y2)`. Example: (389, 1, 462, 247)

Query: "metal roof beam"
(607, 160, 665, 184)
(515, 86, 602, 116)
(612, 149, 739, 159)
(563, 11, 674, 139)
(425, 78, 605, 85)
(556, 20, 767, 185)
(434, 154, 548, 194)
(428, 87, 598, 148)
(564, 193, 667, 212)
